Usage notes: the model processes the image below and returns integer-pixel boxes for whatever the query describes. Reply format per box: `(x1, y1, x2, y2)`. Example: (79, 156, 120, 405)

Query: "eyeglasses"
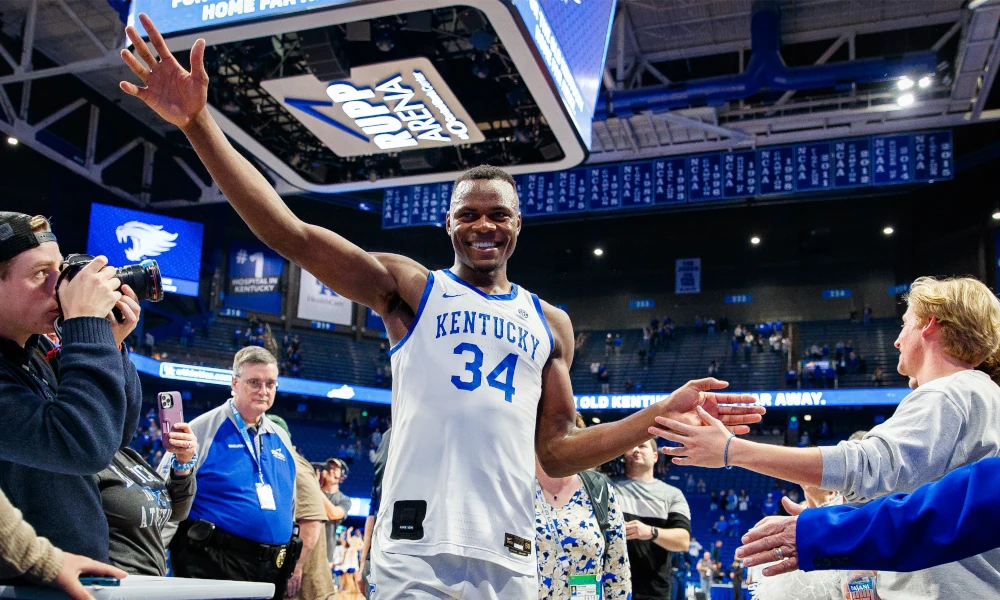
(238, 377, 278, 392)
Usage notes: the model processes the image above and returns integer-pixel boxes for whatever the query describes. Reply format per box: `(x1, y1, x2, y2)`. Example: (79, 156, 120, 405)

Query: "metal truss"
(589, 1, 1000, 164)
(0, 0, 312, 207)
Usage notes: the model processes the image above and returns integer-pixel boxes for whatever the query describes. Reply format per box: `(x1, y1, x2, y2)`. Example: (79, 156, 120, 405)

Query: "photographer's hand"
(108, 285, 141, 347)
(58, 256, 122, 320)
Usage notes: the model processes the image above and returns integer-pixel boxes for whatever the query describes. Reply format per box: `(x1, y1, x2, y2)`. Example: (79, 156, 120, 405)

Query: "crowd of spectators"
(373, 342, 392, 388)
(730, 322, 787, 363)
(789, 337, 869, 388)
(277, 333, 304, 378)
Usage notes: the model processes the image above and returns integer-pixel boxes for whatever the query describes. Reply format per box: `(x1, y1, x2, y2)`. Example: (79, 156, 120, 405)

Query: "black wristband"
(650, 526, 659, 541)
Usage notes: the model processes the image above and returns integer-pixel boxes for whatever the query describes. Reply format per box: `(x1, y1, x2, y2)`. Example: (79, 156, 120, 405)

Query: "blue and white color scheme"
(377, 269, 553, 574)
(822, 288, 852, 299)
(725, 294, 753, 304)
(129, 354, 908, 410)
(628, 299, 655, 309)
(383, 130, 954, 228)
(509, 0, 618, 149)
(225, 242, 285, 314)
(888, 283, 913, 296)
(260, 58, 484, 157)
(297, 269, 354, 325)
(157, 400, 296, 545)
(86, 202, 203, 297)
(127, 0, 358, 37)
(675, 258, 701, 294)
(131, 354, 393, 405)
(575, 388, 912, 411)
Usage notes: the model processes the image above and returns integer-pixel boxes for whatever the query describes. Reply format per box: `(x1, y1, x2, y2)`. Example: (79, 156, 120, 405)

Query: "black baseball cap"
(0, 212, 57, 263)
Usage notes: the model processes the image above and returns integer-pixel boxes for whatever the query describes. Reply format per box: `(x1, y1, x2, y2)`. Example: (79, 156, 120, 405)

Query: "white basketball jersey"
(376, 268, 553, 575)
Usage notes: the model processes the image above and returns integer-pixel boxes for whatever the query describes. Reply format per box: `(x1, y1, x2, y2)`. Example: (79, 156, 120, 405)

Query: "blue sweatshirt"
(799, 456, 1000, 572)
(0, 318, 142, 563)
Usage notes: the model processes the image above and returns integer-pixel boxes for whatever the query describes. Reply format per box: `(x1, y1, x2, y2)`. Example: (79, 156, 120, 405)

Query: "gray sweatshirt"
(819, 369, 1000, 599)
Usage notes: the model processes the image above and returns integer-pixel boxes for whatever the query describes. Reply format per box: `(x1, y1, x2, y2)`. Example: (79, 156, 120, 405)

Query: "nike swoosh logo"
(594, 489, 603, 503)
(443, 293, 466, 298)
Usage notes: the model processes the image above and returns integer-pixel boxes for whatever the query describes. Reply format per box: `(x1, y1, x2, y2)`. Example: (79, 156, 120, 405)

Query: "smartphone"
(79, 576, 121, 587)
(158, 391, 184, 447)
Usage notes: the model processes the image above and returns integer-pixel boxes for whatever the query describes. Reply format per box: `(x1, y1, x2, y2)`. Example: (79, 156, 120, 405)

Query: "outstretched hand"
(120, 14, 208, 128)
(734, 497, 804, 576)
(656, 378, 765, 435)
(652, 406, 734, 467)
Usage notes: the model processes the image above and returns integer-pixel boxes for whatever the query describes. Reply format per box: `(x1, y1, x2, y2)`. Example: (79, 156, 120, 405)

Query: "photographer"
(0, 212, 142, 564)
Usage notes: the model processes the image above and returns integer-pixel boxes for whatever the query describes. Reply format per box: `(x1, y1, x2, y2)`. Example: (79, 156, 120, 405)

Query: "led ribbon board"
(127, 0, 361, 36)
(130, 355, 909, 409)
(261, 58, 485, 157)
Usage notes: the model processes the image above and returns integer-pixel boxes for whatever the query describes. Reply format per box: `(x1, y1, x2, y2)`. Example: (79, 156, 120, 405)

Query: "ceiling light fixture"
(883, 226, 894, 235)
(593, 248, 604, 256)
(918, 76, 932, 89)
(897, 76, 914, 91)
(897, 93, 915, 107)
(6, 137, 18, 146)
(750, 236, 761, 245)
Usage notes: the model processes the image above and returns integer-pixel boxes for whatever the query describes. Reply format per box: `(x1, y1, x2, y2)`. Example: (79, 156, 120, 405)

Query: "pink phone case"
(158, 392, 184, 448)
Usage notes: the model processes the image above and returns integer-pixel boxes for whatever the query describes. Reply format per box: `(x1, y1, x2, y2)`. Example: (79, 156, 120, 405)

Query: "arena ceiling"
(1, 0, 999, 206)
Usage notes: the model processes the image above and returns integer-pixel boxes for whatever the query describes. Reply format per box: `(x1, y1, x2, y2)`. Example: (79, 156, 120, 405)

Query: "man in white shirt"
(653, 276, 1000, 599)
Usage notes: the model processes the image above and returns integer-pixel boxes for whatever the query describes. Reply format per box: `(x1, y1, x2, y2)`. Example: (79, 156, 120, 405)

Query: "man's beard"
(470, 262, 500, 274)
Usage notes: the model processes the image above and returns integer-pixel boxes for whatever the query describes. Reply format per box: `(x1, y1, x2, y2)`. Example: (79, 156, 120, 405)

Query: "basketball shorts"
(369, 543, 537, 599)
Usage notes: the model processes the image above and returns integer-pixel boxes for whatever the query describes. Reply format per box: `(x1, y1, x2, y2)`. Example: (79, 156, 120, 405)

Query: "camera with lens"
(58, 254, 164, 321)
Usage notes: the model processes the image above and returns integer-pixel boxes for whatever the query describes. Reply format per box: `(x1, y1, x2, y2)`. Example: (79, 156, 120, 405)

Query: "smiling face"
(446, 178, 521, 274)
(0, 242, 62, 345)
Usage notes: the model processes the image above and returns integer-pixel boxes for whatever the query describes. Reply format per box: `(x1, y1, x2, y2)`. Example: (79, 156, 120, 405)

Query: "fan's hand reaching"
(120, 13, 208, 129)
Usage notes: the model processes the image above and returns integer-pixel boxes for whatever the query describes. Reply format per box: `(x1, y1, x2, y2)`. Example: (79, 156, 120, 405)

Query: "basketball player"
(119, 15, 764, 598)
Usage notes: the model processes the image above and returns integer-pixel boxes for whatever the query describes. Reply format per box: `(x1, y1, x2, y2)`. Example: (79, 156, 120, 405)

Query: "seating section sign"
(383, 130, 953, 228)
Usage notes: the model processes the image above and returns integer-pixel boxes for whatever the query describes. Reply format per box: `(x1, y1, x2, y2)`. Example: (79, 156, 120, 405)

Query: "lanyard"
(229, 399, 265, 484)
(536, 482, 571, 558)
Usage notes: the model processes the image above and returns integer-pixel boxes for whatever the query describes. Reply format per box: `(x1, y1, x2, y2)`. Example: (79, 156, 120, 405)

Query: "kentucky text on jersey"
(433, 310, 543, 362)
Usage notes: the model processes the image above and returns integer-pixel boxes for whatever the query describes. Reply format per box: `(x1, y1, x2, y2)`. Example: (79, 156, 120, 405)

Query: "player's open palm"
(120, 14, 208, 128)
(660, 377, 764, 434)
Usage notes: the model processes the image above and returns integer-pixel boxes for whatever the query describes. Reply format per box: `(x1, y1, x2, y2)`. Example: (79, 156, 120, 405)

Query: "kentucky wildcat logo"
(116, 221, 178, 261)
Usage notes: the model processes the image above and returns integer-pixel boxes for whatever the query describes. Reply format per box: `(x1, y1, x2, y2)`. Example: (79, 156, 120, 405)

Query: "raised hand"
(653, 406, 733, 467)
(120, 14, 208, 128)
(657, 378, 765, 435)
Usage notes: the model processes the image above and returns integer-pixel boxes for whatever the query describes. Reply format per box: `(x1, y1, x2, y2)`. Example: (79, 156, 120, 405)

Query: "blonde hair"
(904, 276, 1000, 366)
(574, 411, 586, 429)
(0, 215, 52, 279)
(232, 345, 277, 376)
(977, 347, 1000, 385)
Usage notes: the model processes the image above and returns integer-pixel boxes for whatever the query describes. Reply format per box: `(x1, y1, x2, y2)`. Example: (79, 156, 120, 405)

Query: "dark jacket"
(0, 317, 142, 563)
